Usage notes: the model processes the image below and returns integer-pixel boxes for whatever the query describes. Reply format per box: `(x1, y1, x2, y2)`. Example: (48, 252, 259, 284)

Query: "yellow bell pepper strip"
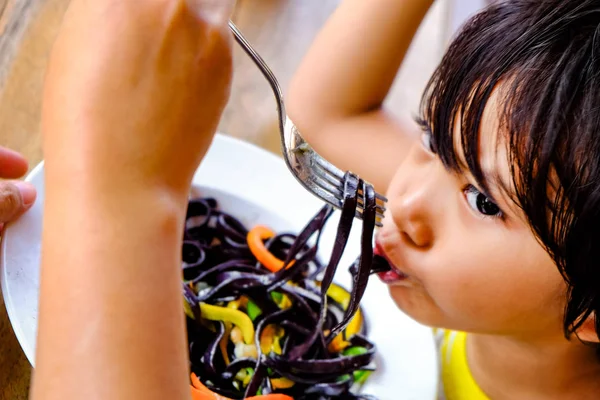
(328, 331, 351, 354)
(327, 283, 351, 309)
(260, 324, 275, 354)
(217, 298, 249, 365)
(325, 283, 364, 353)
(190, 373, 293, 400)
(235, 367, 255, 387)
(183, 297, 221, 336)
(326, 310, 364, 352)
(247, 225, 294, 272)
(328, 314, 362, 353)
(345, 308, 363, 339)
(199, 303, 254, 344)
(270, 291, 292, 309)
(260, 324, 285, 355)
(219, 322, 233, 365)
(184, 298, 195, 319)
(227, 296, 248, 310)
(270, 377, 295, 390)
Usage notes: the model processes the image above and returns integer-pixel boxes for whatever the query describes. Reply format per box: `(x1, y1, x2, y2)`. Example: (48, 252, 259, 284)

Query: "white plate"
(1, 134, 438, 399)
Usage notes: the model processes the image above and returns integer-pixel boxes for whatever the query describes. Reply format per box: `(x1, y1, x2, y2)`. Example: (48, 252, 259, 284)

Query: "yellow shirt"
(434, 329, 490, 400)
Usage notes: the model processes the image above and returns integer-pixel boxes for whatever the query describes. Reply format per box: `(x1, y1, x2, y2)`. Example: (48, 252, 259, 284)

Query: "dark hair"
(420, 0, 600, 342)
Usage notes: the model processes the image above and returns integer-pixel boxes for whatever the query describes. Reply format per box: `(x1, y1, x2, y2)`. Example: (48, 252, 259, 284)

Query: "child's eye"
(420, 129, 436, 153)
(463, 185, 503, 218)
(415, 117, 436, 153)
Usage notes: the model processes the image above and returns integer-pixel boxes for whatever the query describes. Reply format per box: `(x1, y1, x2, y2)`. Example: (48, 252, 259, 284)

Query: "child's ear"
(574, 313, 599, 344)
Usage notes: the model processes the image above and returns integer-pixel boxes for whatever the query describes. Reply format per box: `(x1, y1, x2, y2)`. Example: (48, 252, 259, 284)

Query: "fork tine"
(311, 174, 345, 200)
(314, 157, 388, 203)
(313, 163, 387, 216)
(354, 173, 385, 227)
(357, 199, 386, 215)
(310, 163, 386, 219)
(313, 159, 387, 212)
(355, 207, 386, 219)
(355, 203, 386, 219)
(309, 177, 386, 216)
(310, 174, 386, 219)
(309, 166, 385, 226)
(313, 164, 344, 199)
(354, 207, 385, 219)
(314, 157, 344, 180)
(355, 209, 385, 227)
(360, 190, 388, 203)
(311, 186, 344, 210)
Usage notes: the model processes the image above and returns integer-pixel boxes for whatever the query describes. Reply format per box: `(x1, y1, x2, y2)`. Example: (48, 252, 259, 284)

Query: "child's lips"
(374, 242, 408, 283)
(378, 269, 408, 284)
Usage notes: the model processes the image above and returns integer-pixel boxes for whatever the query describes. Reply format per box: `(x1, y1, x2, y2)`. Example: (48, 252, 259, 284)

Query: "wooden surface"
(0, 0, 445, 398)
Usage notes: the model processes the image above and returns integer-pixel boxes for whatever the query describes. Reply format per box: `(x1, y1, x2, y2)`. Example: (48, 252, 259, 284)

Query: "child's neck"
(467, 332, 600, 399)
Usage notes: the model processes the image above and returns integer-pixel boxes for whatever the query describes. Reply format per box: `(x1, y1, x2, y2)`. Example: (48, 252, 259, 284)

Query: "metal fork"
(228, 22, 387, 226)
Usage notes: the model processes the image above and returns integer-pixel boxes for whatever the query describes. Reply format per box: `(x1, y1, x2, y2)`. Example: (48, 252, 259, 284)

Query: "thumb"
(185, 0, 236, 25)
(0, 181, 36, 224)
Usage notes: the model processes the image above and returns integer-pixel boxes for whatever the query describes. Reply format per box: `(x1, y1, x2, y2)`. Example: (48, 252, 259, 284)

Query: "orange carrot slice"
(190, 373, 293, 400)
(247, 226, 294, 272)
(191, 373, 228, 399)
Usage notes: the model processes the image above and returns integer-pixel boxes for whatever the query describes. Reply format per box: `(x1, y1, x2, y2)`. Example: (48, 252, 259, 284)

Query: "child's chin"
(387, 285, 442, 328)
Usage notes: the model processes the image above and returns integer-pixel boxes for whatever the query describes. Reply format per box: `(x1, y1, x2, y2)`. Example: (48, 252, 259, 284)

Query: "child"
(287, 0, 600, 398)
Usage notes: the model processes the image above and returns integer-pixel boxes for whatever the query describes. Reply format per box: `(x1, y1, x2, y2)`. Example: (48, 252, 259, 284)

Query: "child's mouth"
(378, 269, 407, 284)
(374, 242, 408, 284)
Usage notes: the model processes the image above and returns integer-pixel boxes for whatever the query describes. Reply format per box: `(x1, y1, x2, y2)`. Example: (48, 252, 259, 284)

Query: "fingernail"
(186, 0, 236, 24)
(14, 181, 36, 207)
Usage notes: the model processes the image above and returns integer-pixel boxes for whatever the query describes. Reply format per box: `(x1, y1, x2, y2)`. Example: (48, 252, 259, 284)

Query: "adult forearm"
(32, 174, 190, 400)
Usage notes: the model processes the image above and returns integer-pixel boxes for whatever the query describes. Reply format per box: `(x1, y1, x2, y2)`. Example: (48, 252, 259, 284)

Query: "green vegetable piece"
(270, 291, 283, 304)
(246, 299, 262, 321)
(341, 346, 372, 384)
(353, 370, 372, 384)
(342, 346, 368, 357)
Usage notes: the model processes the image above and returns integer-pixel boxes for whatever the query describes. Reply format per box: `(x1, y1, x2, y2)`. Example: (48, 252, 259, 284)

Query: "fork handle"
(228, 21, 287, 148)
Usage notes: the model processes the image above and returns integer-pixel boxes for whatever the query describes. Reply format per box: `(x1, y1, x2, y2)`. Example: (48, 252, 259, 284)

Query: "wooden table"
(0, 1, 444, 398)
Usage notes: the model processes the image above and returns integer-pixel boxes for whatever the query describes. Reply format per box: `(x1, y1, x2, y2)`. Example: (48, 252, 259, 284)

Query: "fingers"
(0, 146, 29, 179)
(0, 148, 34, 228)
(0, 181, 37, 224)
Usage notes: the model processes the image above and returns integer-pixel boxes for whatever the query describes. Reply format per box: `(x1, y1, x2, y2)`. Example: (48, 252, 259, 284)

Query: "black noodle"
(183, 173, 389, 399)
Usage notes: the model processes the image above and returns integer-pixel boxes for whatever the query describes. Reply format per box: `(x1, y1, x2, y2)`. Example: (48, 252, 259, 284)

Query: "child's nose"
(390, 186, 434, 248)
(388, 166, 448, 249)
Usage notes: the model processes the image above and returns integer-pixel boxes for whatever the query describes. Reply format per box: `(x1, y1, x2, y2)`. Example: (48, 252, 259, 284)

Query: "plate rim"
(1, 158, 44, 362)
(0, 133, 438, 398)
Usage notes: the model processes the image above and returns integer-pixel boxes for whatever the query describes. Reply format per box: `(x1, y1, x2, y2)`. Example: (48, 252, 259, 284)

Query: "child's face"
(376, 95, 567, 339)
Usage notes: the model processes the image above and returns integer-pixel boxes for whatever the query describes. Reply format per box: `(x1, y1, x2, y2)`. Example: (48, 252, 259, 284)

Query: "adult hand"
(42, 0, 234, 199)
(0, 147, 36, 229)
